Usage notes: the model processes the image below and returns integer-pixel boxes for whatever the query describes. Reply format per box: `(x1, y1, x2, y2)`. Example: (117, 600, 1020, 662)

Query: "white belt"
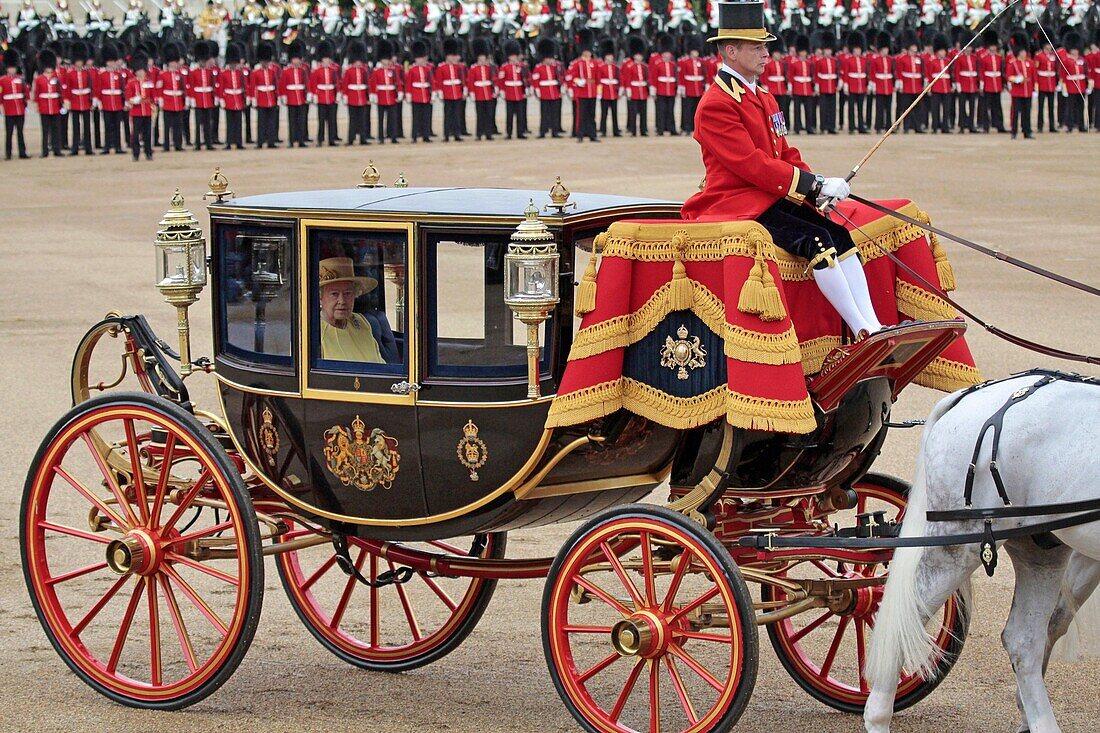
(412, 82, 430, 88)
(874, 74, 891, 79)
(346, 84, 366, 90)
(630, 81, 646, 86)
(443, 79, 461, 85)
(474, 80, 491, 86)
(71, 88, 90, 94)
(684, 75, 702, 81)
(960, 71, 977, 76)
(40, 93, 60, 98)
(1037, 71, 1056, 76)
(539, 80, 557, 86)
(377, 84, 395, 90)
(3, 94, 21, 99)
(224, 89, 243, 94)
(317, 84, 335, 90)
(849, 73, 866, 78)
(505, 80, 523, 86)
(574, 79, 586, 86)
(194, 86, 213, 92)
(286, 84, 304, 90)
(163, 90, 183, 96)
(819, 74, 837, 80)
(983, 71, 1000, 76)
(1066, 74, 1084, 81)
(902, 72, 921, 78)
(657, 76, 674, 82)
(256, 85, 274, 91)
(101, 89, 121, 94)
(793, 76, 811, 82)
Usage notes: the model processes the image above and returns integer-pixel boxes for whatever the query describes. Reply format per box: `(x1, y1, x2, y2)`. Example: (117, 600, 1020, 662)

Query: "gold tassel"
(575, 232, 605, 316)
(930, 233, 956, 292)
(738, 257, 765, 316)
(759, 261, 786, 322)
(669, 231, 694, 311)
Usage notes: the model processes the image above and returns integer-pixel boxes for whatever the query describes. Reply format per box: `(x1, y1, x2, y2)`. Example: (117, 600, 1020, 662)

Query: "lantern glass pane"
(156, 241, 206, 289)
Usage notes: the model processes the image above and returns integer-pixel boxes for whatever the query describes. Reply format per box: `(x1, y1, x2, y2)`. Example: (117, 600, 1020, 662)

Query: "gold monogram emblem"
(258, 407, 280, 466)
(456, 419, 488, 482)
(323, 416, 401, 492)
(660, 324, 707, 380)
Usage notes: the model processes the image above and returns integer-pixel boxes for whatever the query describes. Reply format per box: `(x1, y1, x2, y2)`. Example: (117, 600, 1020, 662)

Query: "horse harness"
(739, 369, 1100, 576)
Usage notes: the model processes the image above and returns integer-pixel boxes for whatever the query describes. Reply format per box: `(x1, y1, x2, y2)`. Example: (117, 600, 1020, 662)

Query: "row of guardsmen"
(762, 29, 1099, 138)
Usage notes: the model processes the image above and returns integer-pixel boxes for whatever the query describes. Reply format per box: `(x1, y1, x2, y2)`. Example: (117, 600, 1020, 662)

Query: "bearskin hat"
(813, 31, 835, 52)
(131, 51, 148, 71)
(225, 42, 243, 65)
(163, 42, 182, 64)
(3, 49, 21, 70)
(627, 35, 647, 58)
(411, 39, 429, 59)
(932, 32, 948, 53)
(72, 40, 91, 63)
(846, 30, 866, 50)
(899, 29, 919, 50)
(684, 33, 703, 53)
(656, 32, 675, 55)
(1062, 31, 1083, 53)
(140, 39, 158, 58)
(346, 40, 367, 63)
(537, 37, 556, 60)
(795, 34, 810, 54)
(376, 38, 395, 61)
(287, 39, 305, 60)
(472, 37, 490, 58)
(981, 29, 1000, 48)
(257, 41, 274, 63)
(598, 38, 615, 58)
(577, 28, 595, 54)
(504, 39, 522, 57)
(876, 31, 892, 52)
(1009, 31, 1029, 55)
(206, 40, 220, 60)
(101, 42, 120, 63)
(37, 49, 57, 71)
(442, 37, 459, 57)
(769, 35, 787, 55)
(192, 40, 210, 62)
(315, 39, 335, 61)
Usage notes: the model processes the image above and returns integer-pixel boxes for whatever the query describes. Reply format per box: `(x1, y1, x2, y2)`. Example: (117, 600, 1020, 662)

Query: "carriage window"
(310, 227, 407, 375)
(220, 224, 295, 366)
(428, 233, 550, 378)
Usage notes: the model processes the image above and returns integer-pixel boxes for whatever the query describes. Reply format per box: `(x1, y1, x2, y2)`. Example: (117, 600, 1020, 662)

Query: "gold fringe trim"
(568, 279, 800, 365)
(896, 279, 958, 321)
(546, 378, 818, 434)
(914, 357, 983, 392)
(798, 335, 843, 375)
(915, 210, 957, 292)
(599, 222, 778, 263)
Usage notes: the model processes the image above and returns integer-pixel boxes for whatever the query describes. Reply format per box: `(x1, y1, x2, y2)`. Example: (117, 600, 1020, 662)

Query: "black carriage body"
(208, 187, 685, 540)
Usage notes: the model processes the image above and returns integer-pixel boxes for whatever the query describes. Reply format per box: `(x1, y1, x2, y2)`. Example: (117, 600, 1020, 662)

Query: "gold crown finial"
(463, 419, 479, 438)
(359, 160, 383, 188)
(170, 188, 184, 209)
(544, 176, 576, 215)
(394, 172, 409, 188)
(203, 167, 234, 203)
(511, 200, 554, 244)
(351, 415, 366, 435)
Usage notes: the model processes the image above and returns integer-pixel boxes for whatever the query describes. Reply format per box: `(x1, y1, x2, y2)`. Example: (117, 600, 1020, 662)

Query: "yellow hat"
(707, 1, 777, 43)
(318, 257, 377, 297)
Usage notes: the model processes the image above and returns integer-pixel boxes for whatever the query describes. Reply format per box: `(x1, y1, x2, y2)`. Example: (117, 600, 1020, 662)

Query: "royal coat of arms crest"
(323, 416, 401, 492)
(456, 419, 488, 481)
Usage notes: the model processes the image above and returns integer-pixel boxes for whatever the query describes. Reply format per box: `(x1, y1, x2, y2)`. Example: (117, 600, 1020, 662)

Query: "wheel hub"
(106, 528, 162, 576)
(610, 610, 667, 658)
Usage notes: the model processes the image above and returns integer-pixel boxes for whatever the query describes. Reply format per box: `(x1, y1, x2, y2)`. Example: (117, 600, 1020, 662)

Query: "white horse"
(864, 371, 1100, 733)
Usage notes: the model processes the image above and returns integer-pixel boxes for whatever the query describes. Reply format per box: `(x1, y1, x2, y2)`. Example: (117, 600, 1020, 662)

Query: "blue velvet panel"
(622, 311, 726, 398)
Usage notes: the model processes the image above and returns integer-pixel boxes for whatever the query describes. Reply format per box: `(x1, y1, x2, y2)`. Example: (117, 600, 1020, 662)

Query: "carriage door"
(301, 220, 429, 522)
(415, 227, 560, 519)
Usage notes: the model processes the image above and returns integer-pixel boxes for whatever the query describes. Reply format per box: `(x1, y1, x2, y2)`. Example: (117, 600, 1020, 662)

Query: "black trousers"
(377, 103, 399, 142)
(655, 95, 676, 134)
(756, 198, 857, 267)
(981, 92, 1005, 132)
(1037, 91, 1056, 131)
(69, 109, 92, 152)
(194, 106, 216, 148)
(681, 95, 700, 133)
(873, 94, 892, 131)
(395, 101, 405, 138)
(1091, 91, 1100, 130)
(316, 103, 337, 145)
(1064, 94, 1086, 132)
(225, 108, 244, 148)
(92, 107, 101, 148)
(838, 90, 846, 128)
(103, 109, 125, 151)
(287, 104, 308, 144)
(256, 106, 278, 146)
(1010, 96, 1032, 136)
(847, 92, 866, 131)
(930, 93, 951, 132)
(130, 115, 152, 158)
(460, 99, 469, 135)
(599, 98, 619, 135)
(411, 102, 433, 141)
(443, 99, 463, 139)
(575, 97, 597, 140)
(818, 93, 836, 132)
(346, 105, 371, 143)
(539, 98, 560, 136)
(474, 99, 495, 139)
(244, 106, 252, 143)
(4, 115, 27, 157)
(505, 99, 527, 137)
(626, 98, 647, 135)
(792, 95, 815, 133)
(212, 102, 221, 142)
(40, 113, 63, 156)
(163, 109, 186, 150)
(958, 92, 978, 131)
(897, 92, 919, 130)
(775, 95, 791, 129)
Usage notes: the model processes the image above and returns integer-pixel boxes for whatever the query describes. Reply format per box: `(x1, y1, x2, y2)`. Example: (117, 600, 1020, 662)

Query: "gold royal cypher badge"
(259, 407, 280, 467)
(456, 419, 488, 481)
(660, 324, 707, 380)
(323, 416, 401, 492)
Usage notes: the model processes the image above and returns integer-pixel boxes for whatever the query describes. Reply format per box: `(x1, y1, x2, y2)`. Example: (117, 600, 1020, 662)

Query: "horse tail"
(866, 395, 959, 684)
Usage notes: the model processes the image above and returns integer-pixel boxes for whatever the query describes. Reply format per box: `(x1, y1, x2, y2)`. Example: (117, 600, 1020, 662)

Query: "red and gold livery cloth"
(546, 200, 981, 435)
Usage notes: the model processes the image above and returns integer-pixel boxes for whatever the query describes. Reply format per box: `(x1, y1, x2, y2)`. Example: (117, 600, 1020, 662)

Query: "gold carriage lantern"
(504, 200, 559, 399)
(154, 189, 207, 377)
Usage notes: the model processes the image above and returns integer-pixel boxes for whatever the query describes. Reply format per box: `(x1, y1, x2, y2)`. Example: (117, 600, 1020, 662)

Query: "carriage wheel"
(276, 528, 505, 672)
(21, 392, 264, 710)
(761, 473, 968, 714)
(543, 505, 758, 733)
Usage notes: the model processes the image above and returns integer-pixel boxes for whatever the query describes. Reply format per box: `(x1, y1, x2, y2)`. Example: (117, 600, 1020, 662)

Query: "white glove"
(820, 177, 851, 201)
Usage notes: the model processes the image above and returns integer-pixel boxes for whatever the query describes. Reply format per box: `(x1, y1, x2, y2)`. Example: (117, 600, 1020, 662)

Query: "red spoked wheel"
(760, 473, 968, 714)
(21, 392, 263, 710)
(543, 505, 758, 733)
(276, 527, 505, 671)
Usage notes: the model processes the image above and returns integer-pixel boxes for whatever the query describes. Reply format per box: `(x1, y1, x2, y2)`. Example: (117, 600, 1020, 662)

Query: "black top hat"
(876, 31, 892, 51)
(657, 32, 676, 54)
(1063, 31, 1083, 52)
(287, 39, 305, 60)
(192, 40, 210, 62)
(257, 41, 274, 62)
(899, 29, 919, 50)
(813, 31, 834, 51)
(707, 1, 776, 44)
(684, 33, 703, 52)
(1009, 31, 1029, 54)
(163, 42, 182, 64)
(73, 40, 91, 62)
(981, 29, 1000, 48)
(795, 34, 810, 53)
(101, 42, 120, 63)
(442, 37, 459, 56)
(537, 37, 557, 59)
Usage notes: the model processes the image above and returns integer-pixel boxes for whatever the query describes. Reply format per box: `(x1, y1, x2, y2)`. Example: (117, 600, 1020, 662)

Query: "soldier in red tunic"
(787, 35, 815, 134)
(1, 49, 30, 159)
(157, 43, 188, 151)
(1006, 32, 1036, 139)
(762, 36, 789, 129)
(925, 33, 953, 134)
(596, 39, 621, 137)
(279, 40, 310, 147)
(435, 38, 466, 142)
(467, 38, 497, 141)
(978, 30, 1006, 133)
(498, 40, 529, 138)
(188, 40, 218, 150)
(566, 29, 599, 141)
(251, 42, 281, 148)
(678, 34, 706, 134)
(894, 30, 925, 133)
(96, 43, 127, 154)
(869, 32, 894, 132)
(32, 49, 64, 157)
(651, 32, 679, 134)
(622, 36, 649, 136)
(813, 33, 839, 134)
(1059, 32, 1088, 132)
(953, 30, 980, 133)
(405, 39, 434, 143)
(531, 38, 563, 138)
(840, 31, 869, 134)
(219, 43, 249, 149)
(341, 40, 372, 145)
(369, 39, 401, 144)
(309, 39, 341, 146)
(125, 51, 156, 160)
(62, 40, 95, 154)
(1034, 40, 1059, 133)
(682, 0, 883, 338)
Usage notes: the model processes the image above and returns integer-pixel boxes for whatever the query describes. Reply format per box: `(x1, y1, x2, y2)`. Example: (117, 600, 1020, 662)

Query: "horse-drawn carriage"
(22, 170, 984, 730)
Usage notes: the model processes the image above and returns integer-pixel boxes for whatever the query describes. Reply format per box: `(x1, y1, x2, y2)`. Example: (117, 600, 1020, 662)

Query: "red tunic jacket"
(565, 57, 598, 99)
(279, 64, 309, 106)
(96, 68, 126, 111)
(925, 56, 952, 93)
(466, 63, 496, 101)
(497, 62, 528, 101)
(763, 58, 788, 95)
(0, 74, 28, 116)
(250, 64, 279, 108)
(869, 53, 893, 95)
(979, 52, 1004, 93)
(63, 66, 95, 111)
(218, 67, 249, 110)
(679, 56, 706, 97)
(530, 61, 562, 100)
(840, 54, 869, 94)
(433, 61, 466, 100)
(597, 60, 620, 100)
(32, 73, 63, 115)
(787, 57, 814, 96)
(813, 55, 838, 94)
(895, 53, 924, 94)
(681, 70, 813, 222)
(621, 59, 648, 100)
(1034, 51, 1058, 93)
(650, 57, 677, 97)
(188, 67, 217, 108)
(309, 63, 340, 104)
(157, 68, 187, 111)
(125, 75, 156, 116)
(370, 65, 401, 105)
(404, 63, 433, 103)
(1060, 55, 1087, 95)
(1005, 56, 1036, 98)
(341, 64, 370, 106)
(953, 52, 980, 93)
